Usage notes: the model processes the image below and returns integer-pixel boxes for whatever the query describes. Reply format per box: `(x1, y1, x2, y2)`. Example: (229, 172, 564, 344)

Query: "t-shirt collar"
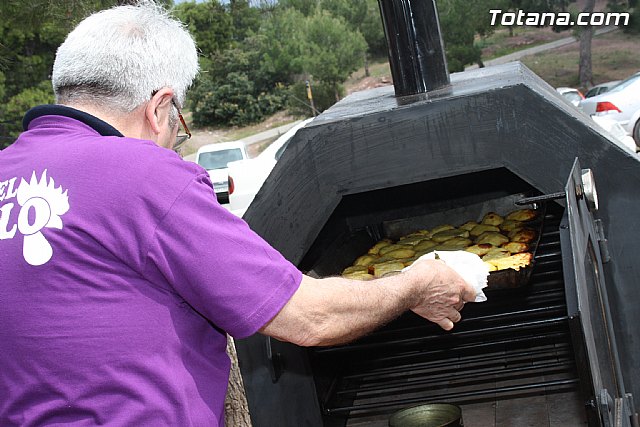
(23, 104, 124, 137)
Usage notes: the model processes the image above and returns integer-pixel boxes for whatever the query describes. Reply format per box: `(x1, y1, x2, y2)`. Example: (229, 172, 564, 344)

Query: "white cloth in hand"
(403, 250, 490, 302)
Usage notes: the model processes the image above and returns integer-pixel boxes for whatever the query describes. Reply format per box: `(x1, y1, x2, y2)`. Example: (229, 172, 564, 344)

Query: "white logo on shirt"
(0, 170, 70, 266)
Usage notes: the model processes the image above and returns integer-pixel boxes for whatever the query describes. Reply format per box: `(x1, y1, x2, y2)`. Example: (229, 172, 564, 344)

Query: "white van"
(195, 140, 248, 204)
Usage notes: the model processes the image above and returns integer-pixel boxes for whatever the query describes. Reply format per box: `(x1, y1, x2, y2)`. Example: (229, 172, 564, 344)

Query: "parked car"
(591, 116, 637, 154)
(227, 118, 314, 216)
(195, 140, 248, 204)
(579, 72, 640, 146)
(556, 87, 585, 107)
(584, 80, 621, 98)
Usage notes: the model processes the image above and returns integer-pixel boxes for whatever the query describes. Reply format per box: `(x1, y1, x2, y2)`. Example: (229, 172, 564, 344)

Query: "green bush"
(189, 72, 287, 128)
(1, 80, 54, 146)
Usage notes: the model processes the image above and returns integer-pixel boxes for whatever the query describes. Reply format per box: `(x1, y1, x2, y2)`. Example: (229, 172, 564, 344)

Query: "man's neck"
(62, 102, 152, 141)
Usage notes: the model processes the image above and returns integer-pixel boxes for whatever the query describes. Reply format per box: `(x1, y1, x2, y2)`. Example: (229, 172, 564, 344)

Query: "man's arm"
(259, 259, 477, 347)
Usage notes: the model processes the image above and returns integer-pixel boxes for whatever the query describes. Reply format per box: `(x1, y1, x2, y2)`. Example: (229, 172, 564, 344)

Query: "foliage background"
(0, 0, 636, 149)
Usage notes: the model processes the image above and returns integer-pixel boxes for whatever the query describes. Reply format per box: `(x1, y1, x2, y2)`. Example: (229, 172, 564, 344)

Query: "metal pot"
(388, 403, 463, 427)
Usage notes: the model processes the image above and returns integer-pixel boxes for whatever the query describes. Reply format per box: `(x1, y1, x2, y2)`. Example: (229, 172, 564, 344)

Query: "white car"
(556, 87, 585, 107)
(227, 118, 314, 216)
(591, 116, 637, 154)
(579, 72, 640, 146)
(195, 140, 248, 204)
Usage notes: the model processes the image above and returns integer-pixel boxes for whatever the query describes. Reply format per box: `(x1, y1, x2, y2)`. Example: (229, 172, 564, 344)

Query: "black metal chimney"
(378, 0, 450, 97)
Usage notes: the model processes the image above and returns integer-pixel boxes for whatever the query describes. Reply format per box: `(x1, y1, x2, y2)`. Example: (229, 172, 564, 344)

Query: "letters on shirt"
(0, 170, 70, 266)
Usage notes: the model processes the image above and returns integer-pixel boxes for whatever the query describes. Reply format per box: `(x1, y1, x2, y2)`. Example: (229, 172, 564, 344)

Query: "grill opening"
(299, 169, 590, 426)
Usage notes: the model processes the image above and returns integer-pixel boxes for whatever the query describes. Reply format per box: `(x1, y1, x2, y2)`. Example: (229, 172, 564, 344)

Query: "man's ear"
(145, 87, 174, 135)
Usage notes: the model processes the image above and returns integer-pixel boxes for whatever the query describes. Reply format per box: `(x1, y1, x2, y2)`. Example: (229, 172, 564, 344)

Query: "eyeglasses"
(151, 90, 191, 152)
(171, 98, 191, 152)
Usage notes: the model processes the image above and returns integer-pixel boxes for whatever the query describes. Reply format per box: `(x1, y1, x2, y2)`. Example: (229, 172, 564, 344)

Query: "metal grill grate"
(311, 209, 580, 421)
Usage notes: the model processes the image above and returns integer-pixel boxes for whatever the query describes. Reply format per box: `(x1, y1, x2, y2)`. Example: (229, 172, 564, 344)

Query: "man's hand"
(403, 258, 477, 331)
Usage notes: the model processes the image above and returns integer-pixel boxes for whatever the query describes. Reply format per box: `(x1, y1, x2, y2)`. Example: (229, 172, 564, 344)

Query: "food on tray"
(372, 261, 406, 278)
(425, 224, 453, 238)
(469, 224, 500, 237)
(431, 228, 470, 243)
(414, 239, 438, 252)
(505, 208, 538, 222)
(481, 212, 504, 226)
(397, 235, 427, 245)
(384, 248, 416, 260)
(465, 243, 494, 256)
(508, 228, 537, 243)
(482, 247, 511, 260)
(502, 241, 529, 254)
(499, 219, 523, 232)
(378, 243, 410, 256)
(341, 206, 539, 281)
(368, 239, 393, 255)
(476, 231, 509, 246)
(354, 254, 378, 267)
(485, 252, 533, 271)
(484, 262, 499, 272)
(460, 221, 479, 231)
(342, 265, 368, 274)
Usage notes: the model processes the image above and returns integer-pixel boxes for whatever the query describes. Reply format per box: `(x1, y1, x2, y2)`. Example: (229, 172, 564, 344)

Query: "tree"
(174, 1, 233, 58)
(320, 0, 384, 76)
(303, 10, 367, 100)
(439, 0, 505, 71)
(579, 0, 596, 89)
(229, 0, 261, 42)
(255, 7, 308, 84)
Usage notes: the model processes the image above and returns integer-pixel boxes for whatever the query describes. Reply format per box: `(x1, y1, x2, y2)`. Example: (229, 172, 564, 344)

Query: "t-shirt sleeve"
(142, 173, 302, 339)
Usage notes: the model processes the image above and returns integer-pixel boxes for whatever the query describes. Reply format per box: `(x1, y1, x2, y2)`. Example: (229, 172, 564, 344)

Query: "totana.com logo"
(0, 170, 70, 266)
(489, 9, 630, 27)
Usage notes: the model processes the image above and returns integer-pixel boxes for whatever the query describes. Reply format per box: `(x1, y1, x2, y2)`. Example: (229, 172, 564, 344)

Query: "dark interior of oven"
(298, 168, 589, 427)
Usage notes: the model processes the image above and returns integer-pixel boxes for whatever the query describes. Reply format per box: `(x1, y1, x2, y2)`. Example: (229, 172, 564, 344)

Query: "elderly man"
(0, 3, 475, 426)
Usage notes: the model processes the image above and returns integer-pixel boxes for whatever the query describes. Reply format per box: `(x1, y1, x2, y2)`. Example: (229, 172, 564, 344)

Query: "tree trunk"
(579, 0, 596, 89)
(364, 52, 370, 77)
(225, 336, 252, 427)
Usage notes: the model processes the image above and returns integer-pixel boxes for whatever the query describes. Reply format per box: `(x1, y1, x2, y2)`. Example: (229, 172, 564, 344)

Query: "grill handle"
(515, 192, 566, 206)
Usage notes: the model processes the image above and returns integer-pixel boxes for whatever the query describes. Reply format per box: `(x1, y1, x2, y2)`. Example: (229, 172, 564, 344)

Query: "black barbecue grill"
(234, 1, 640, 426)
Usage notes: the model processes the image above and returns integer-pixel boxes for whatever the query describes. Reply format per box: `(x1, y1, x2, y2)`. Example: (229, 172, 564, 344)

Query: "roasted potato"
(384, 248, 416, 260)
(342, 265, 368, 275)
(469, 224, 501, 237)
(485, 252, 533, 271)
(508, 228, 537, 243)
(465, 243, 494, 256)
(481, 212, 504, 226)
(368, 239, 393, 255)
(506, 208, 537, 222)
(476, 231, 509, 246)
(459, 220, 479, 231)
(502, 241, 529, 254)
(353, 254, 379, 267)
(372, 261, 406, 278)
(428, 224, 455, 236)
(413, 239, 438, 252)
(431, 228, 470, 243)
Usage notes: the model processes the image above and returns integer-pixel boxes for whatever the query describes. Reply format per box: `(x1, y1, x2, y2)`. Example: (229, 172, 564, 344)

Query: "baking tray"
(382, 193, 546, 291)
(485, 203, 545, 290)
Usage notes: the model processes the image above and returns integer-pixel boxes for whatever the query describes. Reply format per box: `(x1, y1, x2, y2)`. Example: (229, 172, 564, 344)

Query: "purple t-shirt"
(0, 106, 302, 426)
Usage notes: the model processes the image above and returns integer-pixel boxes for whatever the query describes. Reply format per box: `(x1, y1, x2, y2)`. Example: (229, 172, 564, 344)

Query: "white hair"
(52, 2, 199, 112)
